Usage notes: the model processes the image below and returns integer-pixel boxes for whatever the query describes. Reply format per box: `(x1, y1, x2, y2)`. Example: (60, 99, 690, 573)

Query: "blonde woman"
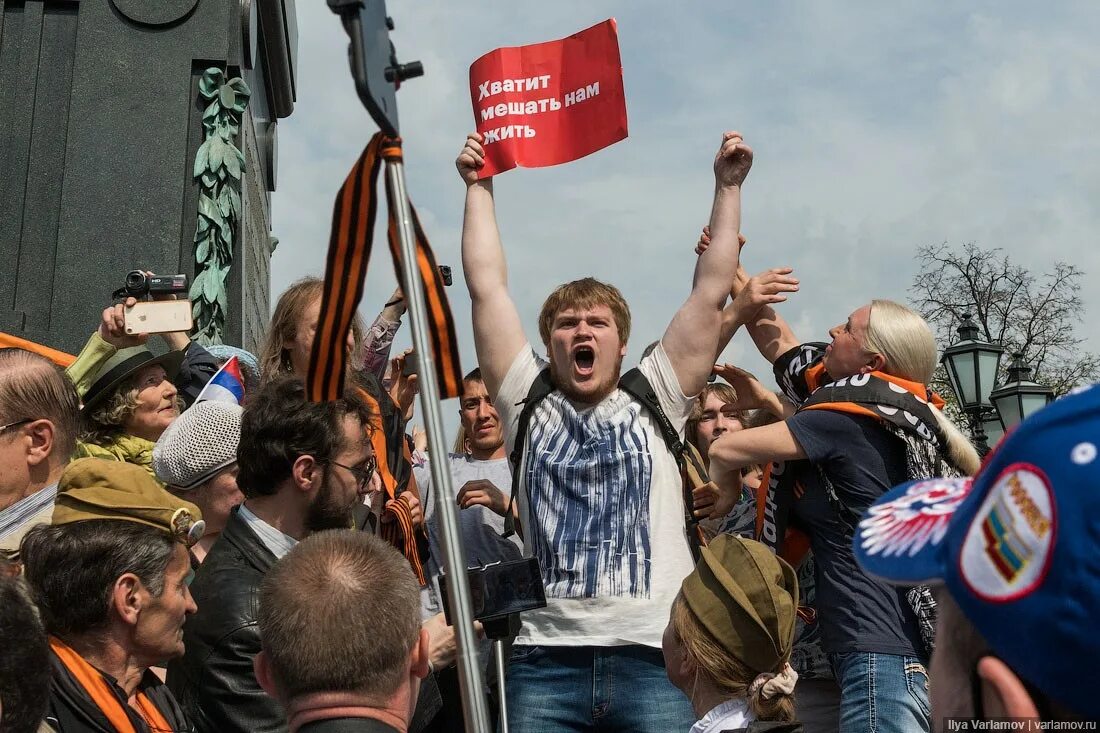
(708, 293, 978, 733)
(663, 534, 802, 733)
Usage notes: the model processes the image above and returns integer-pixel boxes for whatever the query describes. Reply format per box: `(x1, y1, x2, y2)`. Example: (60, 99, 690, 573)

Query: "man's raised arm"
(662, 131, 754, 396)
(728, 264, 801, 365)
(694, 227, 801, 366)
(456, 133, 527, 399)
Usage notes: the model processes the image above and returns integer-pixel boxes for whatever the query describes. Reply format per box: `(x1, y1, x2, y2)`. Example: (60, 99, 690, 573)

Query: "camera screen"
(440, 557, 547, 624)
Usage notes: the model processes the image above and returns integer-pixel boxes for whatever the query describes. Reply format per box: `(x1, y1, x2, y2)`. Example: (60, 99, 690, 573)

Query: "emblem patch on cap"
(170, 507, 205, 547)
(858, 478, 972, 558)
(960, 463, 1055, 603)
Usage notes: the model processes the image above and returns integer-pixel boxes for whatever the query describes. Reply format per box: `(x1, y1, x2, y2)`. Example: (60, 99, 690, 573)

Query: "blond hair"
(452, 425, 468, 455)
(537, 278, 631, 347)
(865, 300, 981, 475)
(670, 593, 796, 723)
(259, 277, 365, 385)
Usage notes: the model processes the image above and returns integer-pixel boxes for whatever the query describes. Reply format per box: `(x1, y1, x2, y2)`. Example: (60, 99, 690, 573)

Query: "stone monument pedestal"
(0, 0, 297, 353)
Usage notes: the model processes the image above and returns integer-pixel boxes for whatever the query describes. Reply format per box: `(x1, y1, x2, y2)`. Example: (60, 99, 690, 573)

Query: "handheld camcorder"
(112, 271, 194, 335)
(439, 557, 547, 626)
(114, 271, 189, 300)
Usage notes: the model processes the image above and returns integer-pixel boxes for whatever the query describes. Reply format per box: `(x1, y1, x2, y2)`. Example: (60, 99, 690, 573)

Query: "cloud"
(270, 1, 1100, 436)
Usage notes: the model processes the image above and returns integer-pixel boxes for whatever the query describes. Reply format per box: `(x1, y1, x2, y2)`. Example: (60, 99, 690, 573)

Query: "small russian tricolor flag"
(196, 356, 246, 405)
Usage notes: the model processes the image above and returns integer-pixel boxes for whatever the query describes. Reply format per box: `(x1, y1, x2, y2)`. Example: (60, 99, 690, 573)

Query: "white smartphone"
(124, 301, 194, 335)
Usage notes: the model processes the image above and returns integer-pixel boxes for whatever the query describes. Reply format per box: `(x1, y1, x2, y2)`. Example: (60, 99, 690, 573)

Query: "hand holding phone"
(124, 301, 194, 335)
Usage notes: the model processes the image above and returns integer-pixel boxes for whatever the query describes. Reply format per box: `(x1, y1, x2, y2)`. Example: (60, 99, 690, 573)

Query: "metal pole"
(385, 159, 492, 733)
(970, 406, 991, 458)
(494, 639, 510, 733)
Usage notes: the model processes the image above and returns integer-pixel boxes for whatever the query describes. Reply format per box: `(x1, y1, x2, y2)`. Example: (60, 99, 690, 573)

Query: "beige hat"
(681, 535, 799, 674)
(82, 346, 184, 411)
(53, 458, 205, 546)
(153, 401, 242, 490)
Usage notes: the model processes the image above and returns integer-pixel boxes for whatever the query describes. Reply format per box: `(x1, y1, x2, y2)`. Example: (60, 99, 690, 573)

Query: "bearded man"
(167, 377, 374, 733)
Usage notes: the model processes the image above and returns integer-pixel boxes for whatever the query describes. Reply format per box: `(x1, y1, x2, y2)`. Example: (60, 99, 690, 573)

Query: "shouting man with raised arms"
(456, 130, 753, 732)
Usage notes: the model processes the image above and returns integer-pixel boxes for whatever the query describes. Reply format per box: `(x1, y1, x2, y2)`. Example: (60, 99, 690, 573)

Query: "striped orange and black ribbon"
(307, 133, 463, 404)
(50, 636, 172, 733)
(308, 134, 459, 584)
(381, 492, 426, 585)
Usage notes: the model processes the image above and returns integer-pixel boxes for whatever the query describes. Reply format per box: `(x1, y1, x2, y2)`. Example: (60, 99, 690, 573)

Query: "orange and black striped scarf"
(760, 342, 952, 555)
(48, 636, 187, 733)
(306, 134, 462, 403)
(356, 385, 428, 585)
(307, 134, 459, 585)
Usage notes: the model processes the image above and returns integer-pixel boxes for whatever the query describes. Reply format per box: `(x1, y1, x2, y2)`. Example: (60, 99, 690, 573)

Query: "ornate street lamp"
(940, 313, 1004, 455)
(990, 353, 1055, 431)
(941, 314, 1004, 410)
(980, 413, 1005, 448)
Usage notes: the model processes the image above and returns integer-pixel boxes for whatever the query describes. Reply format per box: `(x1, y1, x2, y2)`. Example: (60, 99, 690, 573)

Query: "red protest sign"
(468, 19, 628, 177)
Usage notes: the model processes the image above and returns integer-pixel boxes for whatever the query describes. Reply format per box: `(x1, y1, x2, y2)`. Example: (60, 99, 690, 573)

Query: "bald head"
(257, 530, 421, 702)
(0, 347, 79, 473)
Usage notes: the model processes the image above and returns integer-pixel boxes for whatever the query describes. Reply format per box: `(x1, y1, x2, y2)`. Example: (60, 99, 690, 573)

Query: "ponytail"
(865, 300, 982, 476)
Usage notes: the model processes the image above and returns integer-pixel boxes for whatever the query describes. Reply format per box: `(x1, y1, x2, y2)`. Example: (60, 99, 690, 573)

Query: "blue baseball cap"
(853, 383, 1100, 718)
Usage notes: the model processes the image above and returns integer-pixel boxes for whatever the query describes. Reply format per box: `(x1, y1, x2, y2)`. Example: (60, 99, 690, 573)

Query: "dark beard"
(304, 469, 356, 533)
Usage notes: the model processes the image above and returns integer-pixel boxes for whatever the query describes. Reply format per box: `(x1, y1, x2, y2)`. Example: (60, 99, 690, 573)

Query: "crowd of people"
(0, 129, 1096, 733)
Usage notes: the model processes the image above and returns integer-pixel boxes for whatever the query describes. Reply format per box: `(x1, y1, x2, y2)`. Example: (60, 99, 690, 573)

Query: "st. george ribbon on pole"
(387, 160, 493, 733)
(325, 2, 492, 730)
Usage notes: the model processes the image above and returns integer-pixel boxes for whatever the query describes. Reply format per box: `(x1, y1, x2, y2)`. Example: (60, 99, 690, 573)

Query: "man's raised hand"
(711, 363, 790, 419)
(731, 268, 799, 318)
(695, 226, 746, 256)
(456, 133, 488, 186)
(713, 131, 753, 189)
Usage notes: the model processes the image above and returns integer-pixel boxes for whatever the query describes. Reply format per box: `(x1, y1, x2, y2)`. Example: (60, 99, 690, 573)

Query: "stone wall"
(234, 107, 274, 354)
(0, 0, 296, 354)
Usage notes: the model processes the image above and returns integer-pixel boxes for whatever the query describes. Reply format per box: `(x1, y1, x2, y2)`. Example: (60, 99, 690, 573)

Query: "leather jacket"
(166, 507, 286, 733)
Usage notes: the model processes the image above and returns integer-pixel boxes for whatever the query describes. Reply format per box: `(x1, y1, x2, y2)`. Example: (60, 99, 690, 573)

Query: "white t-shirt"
(416, 453, 525, 617)
(496, 341, 694, 648)
(691, 699, 753, 733)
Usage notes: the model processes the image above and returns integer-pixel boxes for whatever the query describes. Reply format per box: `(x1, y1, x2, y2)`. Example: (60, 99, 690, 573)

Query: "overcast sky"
(270, 1, 1100, 434)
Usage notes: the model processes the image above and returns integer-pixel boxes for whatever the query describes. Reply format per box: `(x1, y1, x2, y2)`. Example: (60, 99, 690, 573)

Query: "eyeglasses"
(0, 418, 32, 436)
(328, 456, 378, 490)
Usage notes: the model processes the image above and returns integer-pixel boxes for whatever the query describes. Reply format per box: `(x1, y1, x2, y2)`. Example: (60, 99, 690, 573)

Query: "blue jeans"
(504, 644, 695, 732)
(831, 652, 931, 733)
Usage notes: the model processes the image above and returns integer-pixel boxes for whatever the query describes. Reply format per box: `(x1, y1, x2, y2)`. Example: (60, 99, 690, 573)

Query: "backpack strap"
(502, 368, 556, 537)
(618, 368, 705, 563)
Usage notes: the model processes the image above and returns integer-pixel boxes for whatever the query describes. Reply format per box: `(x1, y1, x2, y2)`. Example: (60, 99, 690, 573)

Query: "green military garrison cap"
(53, 458, 205, 547)
(681, 535, 799, 674)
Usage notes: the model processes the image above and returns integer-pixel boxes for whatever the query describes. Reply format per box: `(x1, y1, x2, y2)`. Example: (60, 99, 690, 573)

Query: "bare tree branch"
(910, 242, 1099, 397)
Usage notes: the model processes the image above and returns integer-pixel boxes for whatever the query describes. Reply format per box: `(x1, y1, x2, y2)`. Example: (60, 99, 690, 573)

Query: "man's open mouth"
(573, 345, 595, 376)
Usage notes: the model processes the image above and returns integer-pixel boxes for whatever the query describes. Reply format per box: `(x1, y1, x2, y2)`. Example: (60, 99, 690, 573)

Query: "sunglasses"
(328, 456, 378, 491)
